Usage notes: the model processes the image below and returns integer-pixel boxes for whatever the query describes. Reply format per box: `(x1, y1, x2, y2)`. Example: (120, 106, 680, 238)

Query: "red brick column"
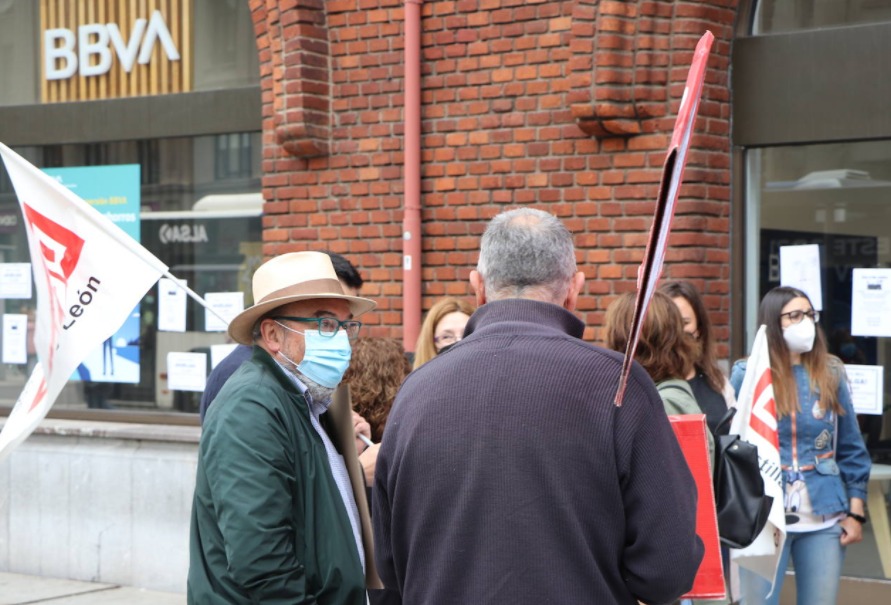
(252, 0, 740, 354)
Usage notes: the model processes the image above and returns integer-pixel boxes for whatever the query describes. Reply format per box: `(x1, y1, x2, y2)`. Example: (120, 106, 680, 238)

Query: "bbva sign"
(44, 10, 180, 81)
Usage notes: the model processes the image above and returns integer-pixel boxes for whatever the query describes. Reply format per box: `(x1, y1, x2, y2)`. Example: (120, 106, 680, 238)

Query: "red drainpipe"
(402, 0, 423, 353)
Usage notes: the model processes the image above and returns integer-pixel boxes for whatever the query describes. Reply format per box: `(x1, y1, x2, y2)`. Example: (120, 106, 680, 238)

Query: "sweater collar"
(463, 298, 585, 339)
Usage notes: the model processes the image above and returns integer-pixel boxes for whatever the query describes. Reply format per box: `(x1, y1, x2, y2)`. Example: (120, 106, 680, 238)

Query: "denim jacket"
(730, 360, 871, 516)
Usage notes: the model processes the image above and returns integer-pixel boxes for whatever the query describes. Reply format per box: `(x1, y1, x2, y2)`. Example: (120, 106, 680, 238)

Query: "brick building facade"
(248, 0, 739, 355)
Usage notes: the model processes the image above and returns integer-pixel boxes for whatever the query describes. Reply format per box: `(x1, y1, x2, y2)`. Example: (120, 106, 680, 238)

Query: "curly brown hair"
(602, 291, 696, 383)
(343, 337, 412, 441)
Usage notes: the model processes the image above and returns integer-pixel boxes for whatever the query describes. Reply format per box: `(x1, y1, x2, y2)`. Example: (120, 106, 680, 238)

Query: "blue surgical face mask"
(276, 321, 352, 388)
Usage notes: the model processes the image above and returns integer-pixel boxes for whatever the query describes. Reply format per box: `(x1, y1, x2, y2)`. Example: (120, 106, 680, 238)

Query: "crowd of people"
(187, 208, 872, 605)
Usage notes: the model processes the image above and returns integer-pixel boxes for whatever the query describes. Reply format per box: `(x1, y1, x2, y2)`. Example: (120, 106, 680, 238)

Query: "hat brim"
(227, 293, 376, 345)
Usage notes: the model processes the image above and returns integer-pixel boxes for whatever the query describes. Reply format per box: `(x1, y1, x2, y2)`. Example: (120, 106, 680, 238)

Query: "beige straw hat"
(227, 251, 376, 345)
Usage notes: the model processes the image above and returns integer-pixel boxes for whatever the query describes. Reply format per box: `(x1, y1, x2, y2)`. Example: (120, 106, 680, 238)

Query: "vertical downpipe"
(402, 0, 423, 353)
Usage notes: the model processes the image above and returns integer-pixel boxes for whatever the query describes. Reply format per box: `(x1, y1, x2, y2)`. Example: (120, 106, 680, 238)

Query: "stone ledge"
(1, 418, 201, 444)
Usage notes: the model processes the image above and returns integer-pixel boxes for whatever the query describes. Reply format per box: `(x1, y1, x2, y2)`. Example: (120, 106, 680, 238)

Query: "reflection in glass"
(0, 0, 38, 106)
(755, 0, 891, 34)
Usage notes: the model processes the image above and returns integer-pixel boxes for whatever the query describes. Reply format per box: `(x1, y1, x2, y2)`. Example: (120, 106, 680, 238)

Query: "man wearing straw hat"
(188, 251, 380, 604)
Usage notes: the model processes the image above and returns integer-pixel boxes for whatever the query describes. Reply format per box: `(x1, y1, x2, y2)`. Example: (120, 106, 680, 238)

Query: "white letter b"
(44, 28, 77, 80)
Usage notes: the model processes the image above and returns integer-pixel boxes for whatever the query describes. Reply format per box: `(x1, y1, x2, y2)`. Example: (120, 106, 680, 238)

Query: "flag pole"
(160, 271, 231, 327)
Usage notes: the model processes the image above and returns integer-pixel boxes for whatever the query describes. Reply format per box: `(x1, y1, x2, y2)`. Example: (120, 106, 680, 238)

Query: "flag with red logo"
(0, 143, 167, 462)
(614, 30, 714, 405)
(729, 324, 786, 594)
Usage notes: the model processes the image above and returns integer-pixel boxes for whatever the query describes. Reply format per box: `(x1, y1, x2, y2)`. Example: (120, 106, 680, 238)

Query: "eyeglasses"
(779, 309, 820, 325)
(434, 333, 461, 348)
(273, 316, 362, 339)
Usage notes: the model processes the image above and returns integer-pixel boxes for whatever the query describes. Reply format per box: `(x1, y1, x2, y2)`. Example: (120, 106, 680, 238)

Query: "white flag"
(730, 325, 786, 595)
(0, 143, 168, 462)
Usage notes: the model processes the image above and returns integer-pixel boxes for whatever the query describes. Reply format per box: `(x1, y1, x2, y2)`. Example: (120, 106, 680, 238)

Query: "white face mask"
(783, 318, 815, 354)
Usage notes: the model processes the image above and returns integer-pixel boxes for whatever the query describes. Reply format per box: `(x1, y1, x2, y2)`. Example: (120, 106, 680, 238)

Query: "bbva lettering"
(44, 10, 180, 81)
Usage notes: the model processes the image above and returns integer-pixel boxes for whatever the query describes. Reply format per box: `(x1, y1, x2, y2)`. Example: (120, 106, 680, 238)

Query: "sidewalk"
(0, 572, 185, 604)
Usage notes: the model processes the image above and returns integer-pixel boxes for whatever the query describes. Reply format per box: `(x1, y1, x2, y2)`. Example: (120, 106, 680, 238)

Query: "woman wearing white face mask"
(730, 286, 871, 605)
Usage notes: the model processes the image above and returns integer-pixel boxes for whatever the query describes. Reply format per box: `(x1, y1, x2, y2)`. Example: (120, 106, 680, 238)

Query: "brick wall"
(249, 0, 739, 357)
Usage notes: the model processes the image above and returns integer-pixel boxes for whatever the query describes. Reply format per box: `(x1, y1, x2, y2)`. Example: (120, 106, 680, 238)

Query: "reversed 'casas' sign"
(40, 0, 191, 103)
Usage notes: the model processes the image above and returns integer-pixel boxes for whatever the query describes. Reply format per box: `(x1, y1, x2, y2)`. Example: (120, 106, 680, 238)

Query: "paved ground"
(0, 573, 185, 605)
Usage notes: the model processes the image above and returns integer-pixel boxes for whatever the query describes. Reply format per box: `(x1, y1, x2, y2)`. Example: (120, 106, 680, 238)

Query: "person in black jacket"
(373, 208, 704, 605)
(660, 279, 735, 435)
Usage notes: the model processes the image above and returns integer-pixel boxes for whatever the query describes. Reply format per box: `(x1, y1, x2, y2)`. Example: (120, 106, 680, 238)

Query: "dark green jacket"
(188, 347, 365, 604)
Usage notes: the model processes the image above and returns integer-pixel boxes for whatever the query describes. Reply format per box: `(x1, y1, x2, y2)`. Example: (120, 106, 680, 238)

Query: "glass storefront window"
(193, 0, 260, 92)
(755, 0, 891, 34)
(747, 140, 891, 579)
(0, 132, 262, 415)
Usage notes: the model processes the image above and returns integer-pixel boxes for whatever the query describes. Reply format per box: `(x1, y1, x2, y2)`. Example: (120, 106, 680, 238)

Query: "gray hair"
(476, 208, 577, 303)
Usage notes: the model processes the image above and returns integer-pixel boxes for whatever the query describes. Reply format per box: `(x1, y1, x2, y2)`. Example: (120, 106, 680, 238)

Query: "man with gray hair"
(372, 208, 704, 604)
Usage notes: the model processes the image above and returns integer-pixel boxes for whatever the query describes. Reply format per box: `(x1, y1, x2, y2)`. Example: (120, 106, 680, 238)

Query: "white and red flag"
(730, 324, 786, 595)
(0, 143, 168, 462)
(614, 31, 714, 404)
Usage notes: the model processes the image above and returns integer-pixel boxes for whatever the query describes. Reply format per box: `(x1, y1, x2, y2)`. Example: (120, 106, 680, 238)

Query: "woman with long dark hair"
(661, 280, 735, 435)
(731, 286, 871, 605)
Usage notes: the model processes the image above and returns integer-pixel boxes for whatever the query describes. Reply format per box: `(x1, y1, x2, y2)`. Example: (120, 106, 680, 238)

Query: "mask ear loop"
(274, 320, 304, 369)
(275, 320, 305, 336)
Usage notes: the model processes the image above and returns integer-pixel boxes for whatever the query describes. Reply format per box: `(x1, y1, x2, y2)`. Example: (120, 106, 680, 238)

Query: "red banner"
(614, 31, 714, 405)
(669, 414, 725, 600)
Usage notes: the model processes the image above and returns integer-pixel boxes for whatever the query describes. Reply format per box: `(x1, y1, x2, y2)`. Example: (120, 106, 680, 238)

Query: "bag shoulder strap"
(656, 381, 691, 396)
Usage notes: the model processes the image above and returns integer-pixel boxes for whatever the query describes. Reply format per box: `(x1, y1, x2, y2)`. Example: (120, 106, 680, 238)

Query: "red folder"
(669, 414, 725, 600)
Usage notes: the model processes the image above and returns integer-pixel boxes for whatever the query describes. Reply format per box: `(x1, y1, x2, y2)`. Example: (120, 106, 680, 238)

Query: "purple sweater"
(373, 299, 703, 604)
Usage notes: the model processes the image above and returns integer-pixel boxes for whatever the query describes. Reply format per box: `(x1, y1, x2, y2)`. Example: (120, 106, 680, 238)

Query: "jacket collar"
(250, 345, 311, 412)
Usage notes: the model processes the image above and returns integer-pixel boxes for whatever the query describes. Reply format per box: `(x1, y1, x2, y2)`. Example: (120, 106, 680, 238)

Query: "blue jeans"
(739, 524, 846, 605)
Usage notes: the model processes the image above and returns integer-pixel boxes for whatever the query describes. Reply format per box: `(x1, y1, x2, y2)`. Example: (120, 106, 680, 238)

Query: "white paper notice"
(167, 352, 207, 391)
(158, 277, 188, 332)
(851, 268, 891, 337)
(779, 244, 823, 310)
(845, 364, 884, 415)
(204, 292, 244, 332)
(210, 343, 239, 369)
(0, 263, 33, 299)
(1, 313, 27, 364)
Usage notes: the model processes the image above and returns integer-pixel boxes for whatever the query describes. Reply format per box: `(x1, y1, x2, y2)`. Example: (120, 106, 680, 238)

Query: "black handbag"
(713, 408, 774, 549)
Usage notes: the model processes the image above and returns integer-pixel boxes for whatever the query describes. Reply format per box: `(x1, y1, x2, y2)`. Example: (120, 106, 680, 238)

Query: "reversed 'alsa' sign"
(41, 2, 191, 103)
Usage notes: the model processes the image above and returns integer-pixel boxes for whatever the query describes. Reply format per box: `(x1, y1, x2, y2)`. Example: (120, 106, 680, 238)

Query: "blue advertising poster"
(43, 165, 142, 385)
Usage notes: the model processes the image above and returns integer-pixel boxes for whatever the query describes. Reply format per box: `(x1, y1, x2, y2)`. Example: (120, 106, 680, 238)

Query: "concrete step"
(0, 572, 185, 605)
